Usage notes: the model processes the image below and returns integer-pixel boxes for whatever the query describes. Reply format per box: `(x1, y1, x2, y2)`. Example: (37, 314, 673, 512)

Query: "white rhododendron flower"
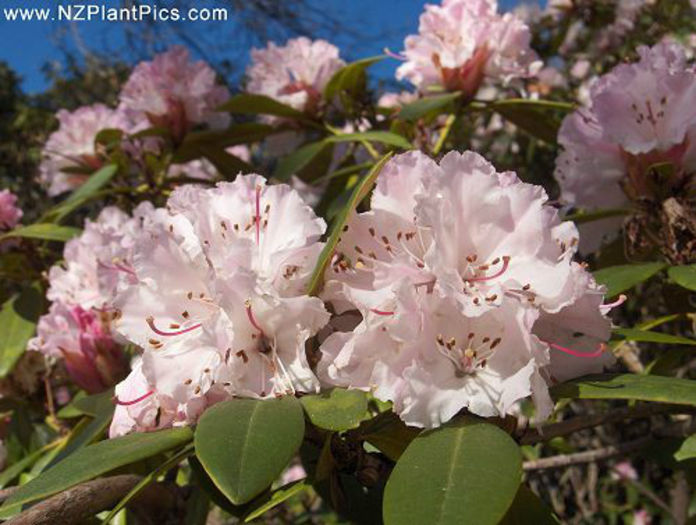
(30, 204, 155, 393)
(0, 190, 22, 230)
(555, 42, 696, 251)
(119, 46, 230, 139)
(246, 37, 345, 116)
(319, 151, 613, 428)
(39, 104, 134, 196)
(109, 175, 330, 436)
(396, 0, 541, 96)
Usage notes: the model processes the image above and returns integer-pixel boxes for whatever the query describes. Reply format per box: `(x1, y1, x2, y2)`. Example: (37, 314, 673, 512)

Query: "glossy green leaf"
(564, 208, 630, 225)
(243, 480, 309, 522)
(593, 262, 667, 298)
(613, 328, 696, 346)
(383, 417, 522, 525)
(219, 94, 306, 119)
(273, 141, 332, 181)
(1, 427, 192, 512)
(300, 388, 369, 431)
(194, 398, 305, 505)
(325, 131, 411, 150)
(674, 435, 696, 461)
(42, 164, 118, 222)
(668, 265, 696, 291)
(357, 411, 421, 461)
(0, 223, 81, 242)
(306, 153, 392, 295)
(499, 485, 559, 525)
(0, 284, 43, 377)
(398, 92, 462, 121)
(551, 373, 696, 405)
(324, 56, 383, 100)
(492, 99, 564, 144)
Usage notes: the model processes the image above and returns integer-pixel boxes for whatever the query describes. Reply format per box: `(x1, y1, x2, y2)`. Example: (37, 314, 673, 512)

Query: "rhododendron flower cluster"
(0, 190, 22, 230)
(109, 175, 330, 435)
(39, 104, 135, 196)
(119, 46, 230, 139)
(39, 48, 231, 196)
(29, 204, 156, 392)
(396, 0, 541, 97)
(555, 42, 696, 254)
(319, 151, 613, 428)
(246, 37, 345, 117)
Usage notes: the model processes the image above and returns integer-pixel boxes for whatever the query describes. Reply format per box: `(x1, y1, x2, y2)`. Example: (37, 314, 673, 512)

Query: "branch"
(519, 404, 696, 445)
(5, 474, 177, 525)
(523, 435, 653, 471)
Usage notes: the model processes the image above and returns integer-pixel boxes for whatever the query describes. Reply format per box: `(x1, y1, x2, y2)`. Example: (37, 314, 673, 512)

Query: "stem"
(432, 114, 456, 156)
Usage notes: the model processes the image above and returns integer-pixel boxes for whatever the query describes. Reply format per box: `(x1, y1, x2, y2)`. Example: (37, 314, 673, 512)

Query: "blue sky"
(0, 0, 536, 93)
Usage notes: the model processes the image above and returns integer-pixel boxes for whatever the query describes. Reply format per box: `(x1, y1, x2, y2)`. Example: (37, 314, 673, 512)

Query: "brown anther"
(369, 227, 376, 236)
(169, 323, 180, 329)
(182, 310, 190, 318)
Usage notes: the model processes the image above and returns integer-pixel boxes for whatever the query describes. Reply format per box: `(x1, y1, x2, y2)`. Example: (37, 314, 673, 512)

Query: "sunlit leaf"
(398, 92, 462, 121)
(2, 428, 193, 512)
(324, 56, 383, 101)
(551, 373, 696, 405)
(300, 388, 369, 431)
(674, 435, 696, 461)
(306, 153, 392, 295)
(668, 265, 696, 292)
(219, 94, 306, 119)
(593, 262, 667, 298)
(42, 164, 118, 222)
(384, 417, 522, 525)
(325, 130, 411, 150)
(0, 224, 81, 242)
(0, 283, 43, 377)
(194, 398, 304, 505)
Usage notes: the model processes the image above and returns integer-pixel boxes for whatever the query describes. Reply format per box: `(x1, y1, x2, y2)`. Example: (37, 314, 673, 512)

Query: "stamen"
(255, 185, 262, 245)
(370, 308, 395, 316)
(114, 390, 154, 406)
(245, 300, 265, 337)
(98, 259, 136, 277)
(466, 256, 510, 283)
(383, 47, 407, 61)
(547, 341, 607, 358)
(146, 316, 201, 336)
(601, 294, 627, 313)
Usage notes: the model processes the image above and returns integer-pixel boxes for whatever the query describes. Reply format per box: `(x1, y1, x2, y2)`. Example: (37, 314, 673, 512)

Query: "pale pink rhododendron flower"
(319, 151, 613, 428)
(555, 42, 696, 252)
(30, 204, 156, 393)
(109, 175, 330, 436)
(119, 46, 230, 140)
(39, 104, 134, 196)
(0, 190, 22, 230)
(396, 0, 542, 97)
(246, 37, 345, 116)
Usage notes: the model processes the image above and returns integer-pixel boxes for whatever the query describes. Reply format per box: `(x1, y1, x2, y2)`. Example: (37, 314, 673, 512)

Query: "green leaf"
(668, 265, 696, 292)
(499, 485, 559, 525)
(194, 398, 305, 505)
(300, 388, 369, 431)
(42, 164, 118, 222)
(593, 262, 667, 298)
(491, 99, 565, 144)
(613, 328, 696, 346)
(306, 153, 393, 295)
(323, 56, 383, 101)
(674, 435, 696, 461)
(2, 428, 192, 513)
(219, 94, 306, 119)
(243, 480, 309, 522)
(383, 417, 522, 525)
(325, 131, 411, 150)
(398, 93, 462, 121)
(0, 224, 81, 242)
(0, 284, 43, 377)
(357, 411, 421, 461)
(564, 207, 630, 225)
(273, 141, 332, 181)
(70, 390, 115, 418)
(551, 373, 696, 405)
